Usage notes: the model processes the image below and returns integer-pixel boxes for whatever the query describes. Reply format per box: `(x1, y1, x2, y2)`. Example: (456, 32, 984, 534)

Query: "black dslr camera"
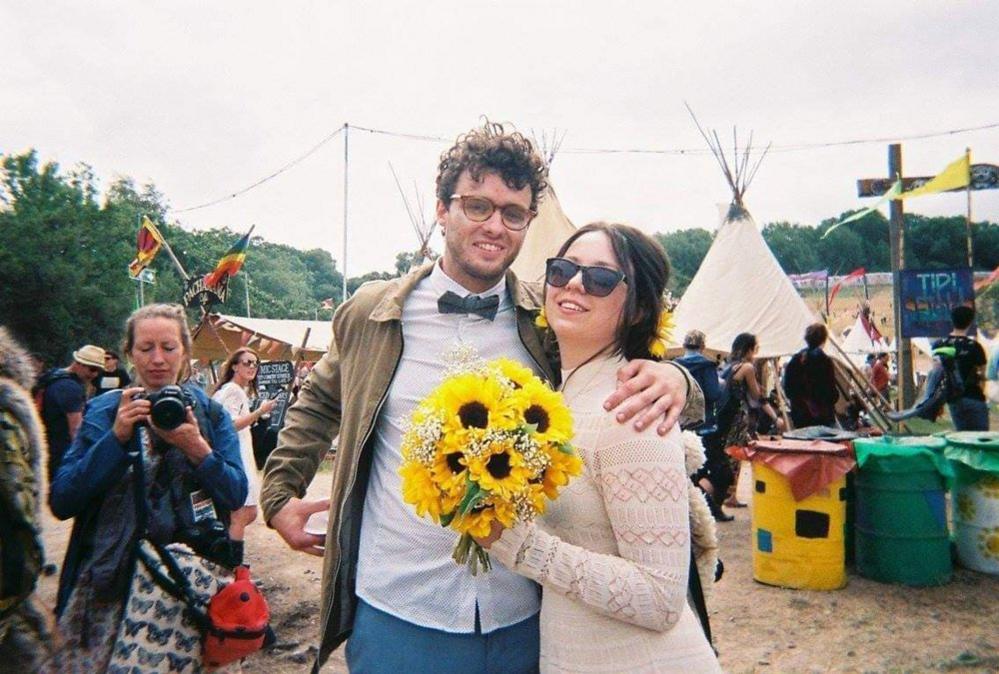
(179, 518, 243, 567)
(138, 385, 196, 430)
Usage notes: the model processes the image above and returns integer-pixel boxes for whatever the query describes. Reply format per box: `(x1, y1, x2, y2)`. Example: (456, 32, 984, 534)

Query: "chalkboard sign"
(900, 268, 974, 338)
(256, 360, 294, 430)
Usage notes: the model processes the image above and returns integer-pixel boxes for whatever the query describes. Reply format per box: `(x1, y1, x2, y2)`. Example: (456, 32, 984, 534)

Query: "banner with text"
(900, 268, 974, 338)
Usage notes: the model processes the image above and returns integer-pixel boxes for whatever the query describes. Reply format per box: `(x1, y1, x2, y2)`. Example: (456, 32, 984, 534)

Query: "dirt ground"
(37, 462, 999, 674)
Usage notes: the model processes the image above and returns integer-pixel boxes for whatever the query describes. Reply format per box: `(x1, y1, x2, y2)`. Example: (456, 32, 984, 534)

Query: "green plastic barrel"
(853, 436, 951, 586)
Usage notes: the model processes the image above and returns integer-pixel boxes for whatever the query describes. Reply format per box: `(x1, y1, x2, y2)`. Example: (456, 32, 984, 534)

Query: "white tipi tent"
(671, 120, 816, 358)
(510, 185, 575, 282)
(839, 313, 891, 367)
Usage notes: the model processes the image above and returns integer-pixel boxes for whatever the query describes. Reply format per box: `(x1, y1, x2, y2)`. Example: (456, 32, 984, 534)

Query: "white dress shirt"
(354, 262, 542, 633)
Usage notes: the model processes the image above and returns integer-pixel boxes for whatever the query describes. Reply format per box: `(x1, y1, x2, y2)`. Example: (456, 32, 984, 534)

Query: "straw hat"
(73, 344, 107, 369)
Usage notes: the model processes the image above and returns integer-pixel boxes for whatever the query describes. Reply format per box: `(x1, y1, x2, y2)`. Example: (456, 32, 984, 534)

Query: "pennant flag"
(205, 230, 251, 288)
(788, 269, 829, 285)
(975, 265, 999, 293)
(128, 216, 165, 277)
(895, 152, 971, 201)
(822, 180, 901, 240)
(828, 267, 865, 305)
(859, 309, 884, 344)
(320, 298, 335, 310)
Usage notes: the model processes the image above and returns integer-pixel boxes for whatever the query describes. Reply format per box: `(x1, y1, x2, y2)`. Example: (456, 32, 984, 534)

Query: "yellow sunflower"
(491, 358, 536, 390)
(453, 504, 498, 539)
(486, 495, 518, 528)
(431, 446, 470, 500)
(432, 373, 515, 436)
(540, 444, 584, 499)
(466, 440, 532, 500)
(648, 309, 675, 358)
(399, 461, 443, 522)
(509, 379, 574, 444)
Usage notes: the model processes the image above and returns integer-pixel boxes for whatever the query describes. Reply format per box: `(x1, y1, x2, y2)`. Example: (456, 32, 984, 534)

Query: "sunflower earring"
(648, 309, 675, 358)
(535, 307, 549, 329)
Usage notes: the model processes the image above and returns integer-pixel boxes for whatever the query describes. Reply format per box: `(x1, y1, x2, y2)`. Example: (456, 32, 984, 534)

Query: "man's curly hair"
(436, 121, 549, 212)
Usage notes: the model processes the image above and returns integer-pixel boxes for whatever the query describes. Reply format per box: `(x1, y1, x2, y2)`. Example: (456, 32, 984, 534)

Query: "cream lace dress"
(490, 355, 721, 673)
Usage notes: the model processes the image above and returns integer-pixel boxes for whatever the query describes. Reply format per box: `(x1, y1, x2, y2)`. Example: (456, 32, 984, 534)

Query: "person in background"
(715, 333, 785, 509)
(935, 305, 989, 431)
(46, 304, 246, 672)
(212, 347, 276, 541)
(676, 329, 732, 521)
(35, 344, 105, 484)
(782, 323, 839, 428)
(870, 352, 890, 398)
(0, 327, 54, 669)
(93, 350, 131, 397)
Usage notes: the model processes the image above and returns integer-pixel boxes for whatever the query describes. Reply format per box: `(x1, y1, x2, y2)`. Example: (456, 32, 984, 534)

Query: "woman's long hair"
(729, 332, 758, 363)
(214, 347, 260, 397)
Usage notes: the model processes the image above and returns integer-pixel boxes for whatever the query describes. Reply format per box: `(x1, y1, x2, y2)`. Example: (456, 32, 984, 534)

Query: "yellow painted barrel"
(751, 462, 847, 590)
(953, 473, 999, 575)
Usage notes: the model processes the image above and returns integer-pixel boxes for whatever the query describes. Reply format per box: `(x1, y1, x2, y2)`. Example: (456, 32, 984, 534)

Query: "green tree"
(656, 228, 712, 293)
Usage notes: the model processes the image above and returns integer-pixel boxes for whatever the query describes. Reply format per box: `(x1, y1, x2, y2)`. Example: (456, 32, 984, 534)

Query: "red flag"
(859, 310, 883, 344)
(975, 265, 999, 293)
(828, 267, 865, 306)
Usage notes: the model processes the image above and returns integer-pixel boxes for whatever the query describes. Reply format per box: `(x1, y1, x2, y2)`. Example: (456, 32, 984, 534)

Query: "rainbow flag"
(205, 230, 251, 288)
(128, 216, 165, 277)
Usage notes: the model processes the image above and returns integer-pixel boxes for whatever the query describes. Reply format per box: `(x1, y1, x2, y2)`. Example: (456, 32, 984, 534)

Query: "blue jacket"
(675, 352, 722, 427)
(50, 385, 247, 613)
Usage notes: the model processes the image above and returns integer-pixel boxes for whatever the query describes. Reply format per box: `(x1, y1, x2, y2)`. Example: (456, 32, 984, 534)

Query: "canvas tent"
(838, 314, 891, 367)
(510, 185, 576, 283)
(192, 313, 332, 362)
(670, 119, 816, 358)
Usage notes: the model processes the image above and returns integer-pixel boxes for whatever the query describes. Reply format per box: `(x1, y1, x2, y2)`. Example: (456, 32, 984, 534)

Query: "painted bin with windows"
(944, 432, 999, 576)
(853, 436, 952, 586)
(730, 439, 856, 590)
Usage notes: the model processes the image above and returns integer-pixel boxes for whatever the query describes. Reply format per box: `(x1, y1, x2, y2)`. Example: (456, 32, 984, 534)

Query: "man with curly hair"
(261, 121, 702, 673)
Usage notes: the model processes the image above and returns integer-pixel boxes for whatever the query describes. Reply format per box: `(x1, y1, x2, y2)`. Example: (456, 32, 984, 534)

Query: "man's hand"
(604, 360, 687, 435)
(270, 497, 330, 557)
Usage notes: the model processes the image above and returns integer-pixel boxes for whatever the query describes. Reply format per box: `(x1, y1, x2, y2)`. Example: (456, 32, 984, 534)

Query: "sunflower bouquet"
(399, 353, 583, 575)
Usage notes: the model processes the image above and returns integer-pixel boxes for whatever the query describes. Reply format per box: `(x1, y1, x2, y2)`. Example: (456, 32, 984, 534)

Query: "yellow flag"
(895, 153, 970, 201)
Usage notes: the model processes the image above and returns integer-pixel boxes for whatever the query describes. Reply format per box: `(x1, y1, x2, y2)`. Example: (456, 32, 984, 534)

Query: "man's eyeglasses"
(450, 194, 535, 231)
(545, 257, 627, 298)
(239, 360, 259, 368)
(86, 365, 102, 375)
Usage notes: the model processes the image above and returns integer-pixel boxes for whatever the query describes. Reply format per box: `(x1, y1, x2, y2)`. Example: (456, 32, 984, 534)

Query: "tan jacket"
(259, 262, 703, 668)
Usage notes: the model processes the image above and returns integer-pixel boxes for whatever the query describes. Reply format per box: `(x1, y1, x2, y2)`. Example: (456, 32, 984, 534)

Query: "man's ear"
(436, 199, 449, 234)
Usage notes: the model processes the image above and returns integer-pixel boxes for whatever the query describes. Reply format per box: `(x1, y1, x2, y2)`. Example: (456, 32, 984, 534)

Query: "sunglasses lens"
(583, 268, 623, 297)
(462, 196, 494, 221)
(546, 258, 577, 287)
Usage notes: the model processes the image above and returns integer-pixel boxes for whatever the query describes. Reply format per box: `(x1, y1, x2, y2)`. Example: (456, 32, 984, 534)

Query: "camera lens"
(151, 396, 187, 430)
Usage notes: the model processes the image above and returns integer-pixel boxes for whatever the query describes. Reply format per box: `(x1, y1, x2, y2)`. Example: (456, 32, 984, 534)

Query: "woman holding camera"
(47, 304, 247, 672)
(213, 347, 276, 540)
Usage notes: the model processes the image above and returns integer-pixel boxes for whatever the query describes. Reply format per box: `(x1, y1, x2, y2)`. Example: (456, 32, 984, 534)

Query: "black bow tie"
(437, 290, 500, 321)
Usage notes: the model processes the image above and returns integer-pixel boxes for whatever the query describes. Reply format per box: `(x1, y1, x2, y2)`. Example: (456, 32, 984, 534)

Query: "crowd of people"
(1, 120, 994, 672)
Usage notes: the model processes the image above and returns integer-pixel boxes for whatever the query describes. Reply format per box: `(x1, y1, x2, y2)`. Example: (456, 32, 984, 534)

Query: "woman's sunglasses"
(239, 359, 259, 368)
(545, 257, 627, 298)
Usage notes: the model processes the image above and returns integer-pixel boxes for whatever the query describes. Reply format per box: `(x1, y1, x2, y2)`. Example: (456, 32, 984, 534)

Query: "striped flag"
(128, 216, 165, 277)
(205, 230, 251, 288)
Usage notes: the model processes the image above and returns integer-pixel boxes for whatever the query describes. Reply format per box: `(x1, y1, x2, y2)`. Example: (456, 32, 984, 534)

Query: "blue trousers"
(948, 397, 990, 431)
(345, 600, 539, 674)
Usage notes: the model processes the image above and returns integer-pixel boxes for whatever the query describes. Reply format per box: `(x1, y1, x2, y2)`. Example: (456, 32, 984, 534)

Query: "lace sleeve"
(491, 423, 691, 632)
(212, 383, 246, 419)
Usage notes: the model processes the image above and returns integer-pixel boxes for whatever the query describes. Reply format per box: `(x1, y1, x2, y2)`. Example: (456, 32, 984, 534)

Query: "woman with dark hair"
(47, 304, 246, 672)
(213, 347, 276, 541)
(716, 332, 785, 508)
(477, 223, 721, 672)
(782, 322, 839, 428)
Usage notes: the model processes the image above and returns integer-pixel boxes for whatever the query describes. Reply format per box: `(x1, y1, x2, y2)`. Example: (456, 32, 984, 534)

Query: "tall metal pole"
(966, 147, 974, 268)
(342, 122, 349, 304)
(889, 144, 915, 408)
(244, 271, 251, 318)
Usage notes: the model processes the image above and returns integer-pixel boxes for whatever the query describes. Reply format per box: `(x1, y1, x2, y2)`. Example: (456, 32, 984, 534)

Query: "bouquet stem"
(452, 533, 492, 576)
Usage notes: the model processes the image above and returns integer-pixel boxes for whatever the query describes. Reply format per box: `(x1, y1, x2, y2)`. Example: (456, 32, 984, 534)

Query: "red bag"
(203, 565, 271, 668)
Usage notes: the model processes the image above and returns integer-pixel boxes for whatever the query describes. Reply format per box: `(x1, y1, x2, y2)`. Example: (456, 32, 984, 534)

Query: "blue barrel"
(853, 437, 951, 586)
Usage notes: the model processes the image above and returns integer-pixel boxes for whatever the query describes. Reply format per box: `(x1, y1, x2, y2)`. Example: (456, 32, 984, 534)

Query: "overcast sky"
(4, 1, 999, 279)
